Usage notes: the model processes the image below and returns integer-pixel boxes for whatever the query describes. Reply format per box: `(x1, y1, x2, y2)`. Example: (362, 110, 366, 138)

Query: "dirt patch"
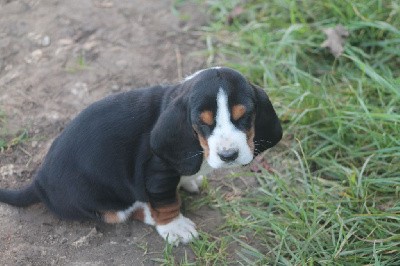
(0, 0, 222, 264)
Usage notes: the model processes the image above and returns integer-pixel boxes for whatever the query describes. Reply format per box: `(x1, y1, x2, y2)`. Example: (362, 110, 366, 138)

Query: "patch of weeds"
(173, 0, 400, 264)
(0, 111, 29, 152)
(133, 241, 148, 255)
(0, 130, 29, 152)
(0, 109, 7, 150)
(171, 0, 204, 22)
(66, 54, 88, 73)
(171, 0, 188, 20)
(6, 129, 29, 150)
(190, 232, 230, 265)
(151, 241, 194, 266)
(151, 241, 175, 265)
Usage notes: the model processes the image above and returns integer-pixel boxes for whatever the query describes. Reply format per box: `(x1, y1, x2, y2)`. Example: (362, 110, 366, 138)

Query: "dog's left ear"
(150, 97, 203, 176)
(252, 83, 283, 155)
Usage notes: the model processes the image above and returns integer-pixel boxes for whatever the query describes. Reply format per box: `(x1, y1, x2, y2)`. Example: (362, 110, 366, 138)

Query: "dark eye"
(234, 113, 253, 130)
(200, 122, 211, 129)
(238, 113, 249, 123)
(196, 121, 213, 137)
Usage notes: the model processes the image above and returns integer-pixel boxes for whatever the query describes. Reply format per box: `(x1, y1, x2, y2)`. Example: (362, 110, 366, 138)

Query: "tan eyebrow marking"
(200, 110, 214, 125)
(232, 104, 246, 120)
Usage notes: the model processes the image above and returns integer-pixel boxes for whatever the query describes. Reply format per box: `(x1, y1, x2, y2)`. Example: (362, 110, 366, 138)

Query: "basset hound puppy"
(0, 67, 282, 245)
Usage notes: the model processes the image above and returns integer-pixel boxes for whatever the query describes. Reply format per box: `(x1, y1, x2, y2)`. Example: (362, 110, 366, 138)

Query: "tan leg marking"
(102, 211, 122, 224)
(150, 200, 181, 225)
(131, 208, 144, 222)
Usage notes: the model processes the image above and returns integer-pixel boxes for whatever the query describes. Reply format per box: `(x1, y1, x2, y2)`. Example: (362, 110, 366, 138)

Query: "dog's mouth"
(210, 160, 242, 169)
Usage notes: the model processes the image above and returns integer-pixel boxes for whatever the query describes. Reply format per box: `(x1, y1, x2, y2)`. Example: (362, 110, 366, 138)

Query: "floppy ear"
(252, 84, 282, 155)
(150, 97, 203, 176)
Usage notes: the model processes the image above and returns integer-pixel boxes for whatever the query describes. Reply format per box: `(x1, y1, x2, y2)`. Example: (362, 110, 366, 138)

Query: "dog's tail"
(0, 184, 41, 207)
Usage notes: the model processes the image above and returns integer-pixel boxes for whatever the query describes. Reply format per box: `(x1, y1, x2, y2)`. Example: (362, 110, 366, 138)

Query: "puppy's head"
(189, 67, 282, 169)
(151, 67, 282, 175)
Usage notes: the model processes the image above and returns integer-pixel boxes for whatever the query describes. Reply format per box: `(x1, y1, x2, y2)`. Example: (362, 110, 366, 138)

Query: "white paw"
(179, 175, 204, 193)
(156, 214, 198, 246)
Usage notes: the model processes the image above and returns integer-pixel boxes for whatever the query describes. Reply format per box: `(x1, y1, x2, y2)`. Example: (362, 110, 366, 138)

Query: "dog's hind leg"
(101, 201, 155, 225)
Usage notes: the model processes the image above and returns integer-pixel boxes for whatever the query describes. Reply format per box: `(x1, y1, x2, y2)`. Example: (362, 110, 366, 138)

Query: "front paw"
(156, 214, 198, 246)
(179, 175, 204, 193)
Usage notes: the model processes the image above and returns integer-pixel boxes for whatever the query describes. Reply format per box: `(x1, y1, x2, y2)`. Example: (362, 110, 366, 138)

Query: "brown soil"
(0, 1, 223, 265)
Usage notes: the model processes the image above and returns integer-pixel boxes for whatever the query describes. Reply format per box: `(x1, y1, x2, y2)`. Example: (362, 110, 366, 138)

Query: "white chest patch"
(206, 88, 253, 169)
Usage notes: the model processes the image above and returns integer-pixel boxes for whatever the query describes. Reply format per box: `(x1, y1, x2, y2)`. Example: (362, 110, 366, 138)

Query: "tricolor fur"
(0, 67, 282, 245)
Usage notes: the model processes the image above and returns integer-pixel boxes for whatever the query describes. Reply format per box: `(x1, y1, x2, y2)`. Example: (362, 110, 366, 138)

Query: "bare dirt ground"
(0, 0, 222, 264)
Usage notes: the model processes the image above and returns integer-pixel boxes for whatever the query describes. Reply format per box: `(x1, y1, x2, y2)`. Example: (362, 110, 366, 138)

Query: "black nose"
(218, 149, 239, 162)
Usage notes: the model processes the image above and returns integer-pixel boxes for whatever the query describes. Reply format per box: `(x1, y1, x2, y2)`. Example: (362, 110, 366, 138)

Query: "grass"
(65, 54, 88, 73)
(0, 110, 29, 152)
(163, 0, 400, 265)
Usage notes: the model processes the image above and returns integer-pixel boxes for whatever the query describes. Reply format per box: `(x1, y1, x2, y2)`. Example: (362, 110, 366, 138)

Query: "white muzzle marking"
(206, 88, 253, 168)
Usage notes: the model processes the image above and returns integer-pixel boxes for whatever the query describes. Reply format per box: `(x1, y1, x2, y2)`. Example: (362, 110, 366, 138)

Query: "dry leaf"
(227, 6, 244, 25)
(94, 0, 114, 8)
(224, 191, 243, 202)
(72, 227, 102, 247)
(250, 155, 274, 173)
(321, 24, 349, 58)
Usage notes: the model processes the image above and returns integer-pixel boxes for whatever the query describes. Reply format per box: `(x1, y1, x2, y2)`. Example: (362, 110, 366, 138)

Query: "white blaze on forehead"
(206, 88, 253, 168)
(216, 88, 231, 129)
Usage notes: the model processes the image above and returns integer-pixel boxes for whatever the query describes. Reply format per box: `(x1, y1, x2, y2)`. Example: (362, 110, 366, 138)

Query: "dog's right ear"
(150, 96, 203, 176)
